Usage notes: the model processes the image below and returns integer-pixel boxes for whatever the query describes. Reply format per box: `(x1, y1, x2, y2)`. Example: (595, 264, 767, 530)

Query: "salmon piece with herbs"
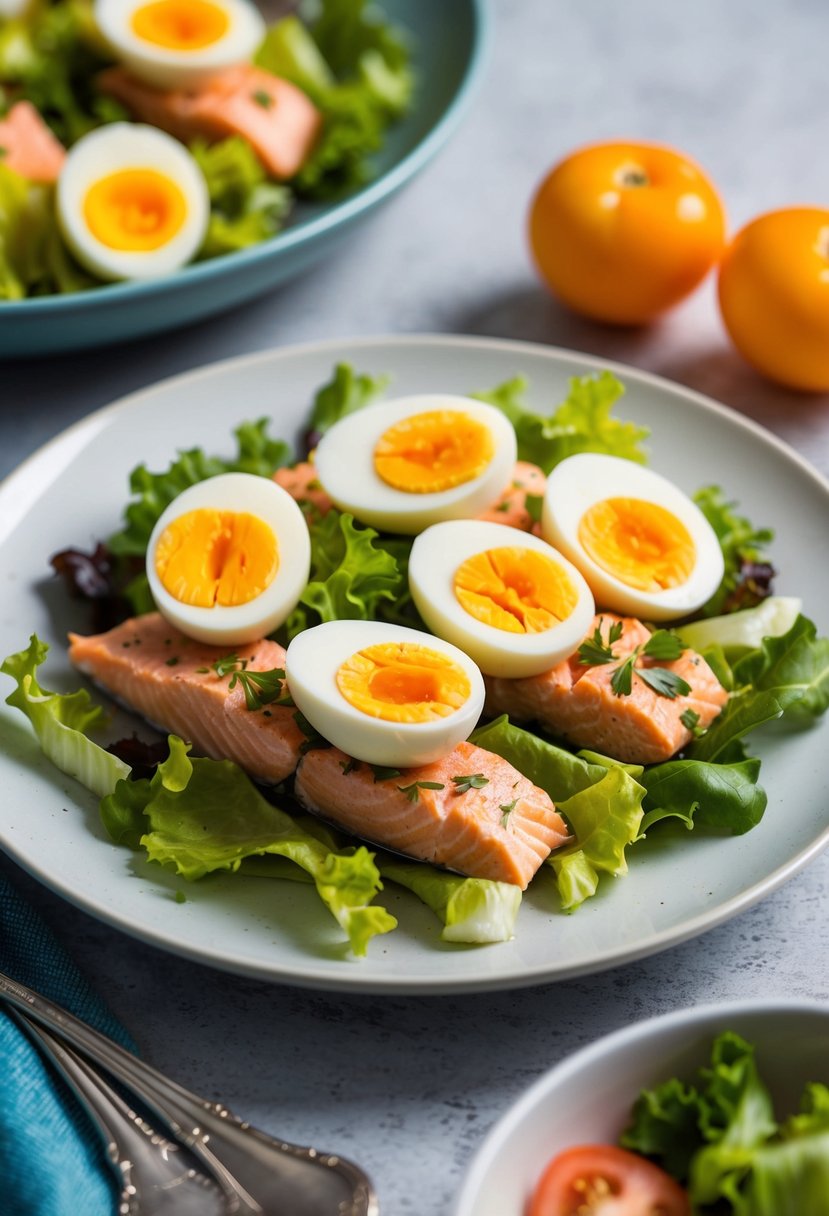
(485, 614, 728, 765)
(294, 739, 570, 888)
(0, 102, 66, 183)
(68, 613, 304, 783)
(98, 65, 322, 179)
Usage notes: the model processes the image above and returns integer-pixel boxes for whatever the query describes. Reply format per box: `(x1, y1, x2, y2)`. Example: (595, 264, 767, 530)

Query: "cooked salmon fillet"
(0, 102, 66, 183)
(98, 65, 322, 180)
(68, 614, 304, 783)
(274, 460, 547, 531)
(477, 460, 546, 532)
(294, 740, 570, 888)
(485, 614, 728, 765)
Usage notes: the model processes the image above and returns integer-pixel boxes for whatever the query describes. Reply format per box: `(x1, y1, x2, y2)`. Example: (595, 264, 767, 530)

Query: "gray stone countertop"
(2, 1, 829, 1213)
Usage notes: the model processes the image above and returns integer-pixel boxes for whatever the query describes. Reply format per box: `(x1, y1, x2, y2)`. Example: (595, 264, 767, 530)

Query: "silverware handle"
(0, 970, 377, 1216)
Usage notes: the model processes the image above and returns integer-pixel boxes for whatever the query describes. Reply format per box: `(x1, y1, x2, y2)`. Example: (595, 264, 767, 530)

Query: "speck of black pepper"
(122, 642, 131, 648)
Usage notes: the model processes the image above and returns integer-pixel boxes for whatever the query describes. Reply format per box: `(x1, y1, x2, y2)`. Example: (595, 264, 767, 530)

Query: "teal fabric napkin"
(0, 872, 136, 1216)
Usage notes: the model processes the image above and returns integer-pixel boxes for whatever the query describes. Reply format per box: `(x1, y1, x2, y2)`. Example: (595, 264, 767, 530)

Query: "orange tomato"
(718, 208, 829, 391)
(528, 141, 726, 324)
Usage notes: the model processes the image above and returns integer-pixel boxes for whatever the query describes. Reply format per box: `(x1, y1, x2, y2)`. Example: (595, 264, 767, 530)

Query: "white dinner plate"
(1, 335, 827, 994)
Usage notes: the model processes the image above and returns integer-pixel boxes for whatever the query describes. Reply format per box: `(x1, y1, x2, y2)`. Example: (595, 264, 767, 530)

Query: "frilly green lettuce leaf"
(305, 362, 390, 442)
(378, 857, 521, 943)
(285, 508, 403, 638)
(470, 715, 612, 802)
(1, 635, 130, 798)
(474, 372, 649, 474)
(108, 422, 293, 559)
(257, 0, 413, 198)
(550, 766, 646, 911)
(190, 137, 291, 257)
(101, 736, 396, 956)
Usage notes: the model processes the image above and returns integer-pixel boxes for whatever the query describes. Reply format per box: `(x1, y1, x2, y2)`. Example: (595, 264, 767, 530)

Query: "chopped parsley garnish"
(370, 764, 402, 783)
(164, 656, 180, 667)
(339, 757, 359, 776)
(499, 798, 517, 827)
(581, 625, 689, 701)
(397, 780, 445, 803)
(495, 501, 511, 513)
(252, 89, 274, 109)
(451, 773, 489, 794)
(680, 707, 706, 736)
(206, 653, 287, 711)
(577, 619, 624, 666)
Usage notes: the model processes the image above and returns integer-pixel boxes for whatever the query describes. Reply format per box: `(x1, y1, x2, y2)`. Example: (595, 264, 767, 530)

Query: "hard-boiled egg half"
(57, 124, 208, 281)
(313, 396, 518, 536)
(286, 621, 486, 768)
(95, 0, 265, 90)
(541, 453, 724, 621)
(146, 472, 311, 645)
(409, 521, 596, 678)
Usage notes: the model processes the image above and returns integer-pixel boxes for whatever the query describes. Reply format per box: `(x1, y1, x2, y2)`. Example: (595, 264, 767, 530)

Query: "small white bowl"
(455, 1000, 829, 1216)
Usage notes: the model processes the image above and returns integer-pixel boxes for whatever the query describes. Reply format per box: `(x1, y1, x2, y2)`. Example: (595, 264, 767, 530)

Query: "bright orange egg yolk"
(154, 508, 278, 607)
(336, 642, 471, 724)
(578, 497, 696, 591)
(453, 547, 578, 633)
(373, 411, 494, 493)
(84, 169, 187, 252)
(130, 0, 229, 49)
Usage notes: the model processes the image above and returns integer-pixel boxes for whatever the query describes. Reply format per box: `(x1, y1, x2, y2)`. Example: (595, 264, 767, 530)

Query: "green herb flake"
(370, 764, 402, 783)
(578, 619, 622, 666)
(164, 656, 180, 667)
(451, 773, 489, 794)
(174, 890, 186, 904)
(495, 501, 510, 513)
(680, 707, 702, 732)
(642, 630, 685, 661)
(637, 667, 691, 700)
(499, 798, 518, 827)
(252, 89, 274, 109)
(339, 757, 359, 776)
(293, 711, 328, 754)
(397, 780, 445, 803)
(610, 654, 636, 697)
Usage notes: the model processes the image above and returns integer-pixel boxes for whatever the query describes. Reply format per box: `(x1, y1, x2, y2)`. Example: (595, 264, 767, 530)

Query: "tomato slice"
(528, 1145, 690, 1216)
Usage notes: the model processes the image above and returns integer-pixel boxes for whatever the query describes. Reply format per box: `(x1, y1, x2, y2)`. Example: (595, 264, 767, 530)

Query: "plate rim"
(2, 332, 828, 995)
(0, 0, 490, 318)
(453, 995, 829, 1214)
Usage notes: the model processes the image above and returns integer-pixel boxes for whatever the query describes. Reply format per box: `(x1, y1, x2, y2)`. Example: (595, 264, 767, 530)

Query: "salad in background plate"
(3, 360, 827, 960)
(0, 0, 412, 295)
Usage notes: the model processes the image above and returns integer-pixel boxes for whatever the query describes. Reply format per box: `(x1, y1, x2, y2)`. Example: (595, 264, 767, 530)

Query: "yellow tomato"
(718, 208, 829, 391)
(528, 141, 726, 324)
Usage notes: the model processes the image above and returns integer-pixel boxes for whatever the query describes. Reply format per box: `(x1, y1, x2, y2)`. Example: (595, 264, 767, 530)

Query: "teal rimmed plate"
(0, 0, 488, 357)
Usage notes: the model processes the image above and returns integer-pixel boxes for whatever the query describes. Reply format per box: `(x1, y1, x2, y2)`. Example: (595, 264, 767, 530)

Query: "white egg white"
(541, 453, 725, 621)
(312, 395, 518, 536)
(95, 0, 265, 90)
(286, 620, 486, 768)
(56, 124, 209, 282)
(409, 520, 596, 678)
(146, 472, 311, 645)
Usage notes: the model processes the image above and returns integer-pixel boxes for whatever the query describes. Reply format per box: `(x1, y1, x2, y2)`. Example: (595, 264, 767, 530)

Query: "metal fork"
(15, 1010, 230, 1216)
(0, 969, 378, 1216)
